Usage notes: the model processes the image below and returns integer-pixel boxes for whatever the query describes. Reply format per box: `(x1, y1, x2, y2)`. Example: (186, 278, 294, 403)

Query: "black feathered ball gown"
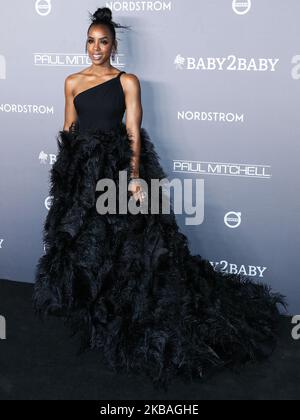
(33, 70, 285, 390)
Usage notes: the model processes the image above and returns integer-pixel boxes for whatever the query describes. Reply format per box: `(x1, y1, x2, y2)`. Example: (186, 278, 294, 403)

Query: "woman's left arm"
(123, 73, 144, 202)
(122, 73, 144, 200)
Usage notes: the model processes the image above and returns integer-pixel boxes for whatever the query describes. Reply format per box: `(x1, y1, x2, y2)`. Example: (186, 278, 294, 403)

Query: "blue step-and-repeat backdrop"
(0, 0, 299, 314)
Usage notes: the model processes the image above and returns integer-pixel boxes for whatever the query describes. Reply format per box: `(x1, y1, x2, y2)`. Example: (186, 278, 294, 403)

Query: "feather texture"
(33, 122, 286, 391)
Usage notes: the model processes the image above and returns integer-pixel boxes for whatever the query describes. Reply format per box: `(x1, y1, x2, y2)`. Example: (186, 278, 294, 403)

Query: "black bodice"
(73, 71, 126, 132)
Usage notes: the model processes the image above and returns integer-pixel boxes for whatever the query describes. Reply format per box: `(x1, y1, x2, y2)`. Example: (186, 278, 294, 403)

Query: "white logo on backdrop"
(0, 239, 4, 249)
(173, 160, 272, 179)
(0, 316, 6, 340)
(33, 53, 125, 67)
(291, 55, 300, 80)
(0, 104, 54, 114)
(39, 151, 48, 164)
(174, 54, 279, 72)
(107, 1, 172, 12)
(178, 110, 245, 123)
(232, 0, 252, 15)
(35, 0, 52, 16)
(174, 55, 185, 70)
(224, 212, 242, 229)
(211, 260, 267, 278)
(39, 151, 56, 165)
(0, 55, 6, 79)
(45, 196, 53, 210)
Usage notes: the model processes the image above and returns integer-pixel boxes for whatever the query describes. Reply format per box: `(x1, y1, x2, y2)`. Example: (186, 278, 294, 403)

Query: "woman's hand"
(128, 178, 147, 204)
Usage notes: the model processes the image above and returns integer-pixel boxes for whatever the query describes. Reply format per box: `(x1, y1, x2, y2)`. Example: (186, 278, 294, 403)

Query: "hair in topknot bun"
(86, 7, 131, 54)
(90, 7, 113, 24)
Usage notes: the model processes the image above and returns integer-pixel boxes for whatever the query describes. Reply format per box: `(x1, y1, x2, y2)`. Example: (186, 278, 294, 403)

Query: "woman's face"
(86, 24, 115, 64)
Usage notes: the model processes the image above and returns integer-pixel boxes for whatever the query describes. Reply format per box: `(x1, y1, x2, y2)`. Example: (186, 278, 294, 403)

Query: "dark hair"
(85, 7, 131, 54)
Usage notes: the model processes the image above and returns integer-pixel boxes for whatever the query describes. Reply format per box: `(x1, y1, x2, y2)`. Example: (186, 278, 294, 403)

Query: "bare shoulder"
(64, 70, 87, 94)
(121, 72, 141, 93)
(64, 73, 77, 95)
(122, 72, 140, 82)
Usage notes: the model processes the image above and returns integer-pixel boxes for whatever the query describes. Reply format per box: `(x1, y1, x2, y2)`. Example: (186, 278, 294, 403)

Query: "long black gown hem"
(33, 71, 286, 391)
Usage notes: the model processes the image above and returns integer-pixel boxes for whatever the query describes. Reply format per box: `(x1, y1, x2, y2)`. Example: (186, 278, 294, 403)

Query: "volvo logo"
(232, 0, 252, 16)
(45, 196, 53, 210)
(35, 0, 52, 17)
(224, 211, 242, 229)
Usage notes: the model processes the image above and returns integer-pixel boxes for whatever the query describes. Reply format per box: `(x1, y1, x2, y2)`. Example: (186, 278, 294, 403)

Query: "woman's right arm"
(63, 75, 78, 131)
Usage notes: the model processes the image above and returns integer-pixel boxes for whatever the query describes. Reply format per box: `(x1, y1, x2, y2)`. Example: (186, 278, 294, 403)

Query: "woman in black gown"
(33, 7, 285, 390)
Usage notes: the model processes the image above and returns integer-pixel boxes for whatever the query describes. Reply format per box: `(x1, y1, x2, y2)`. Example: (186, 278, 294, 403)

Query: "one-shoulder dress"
(33, 70, 285, 390)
